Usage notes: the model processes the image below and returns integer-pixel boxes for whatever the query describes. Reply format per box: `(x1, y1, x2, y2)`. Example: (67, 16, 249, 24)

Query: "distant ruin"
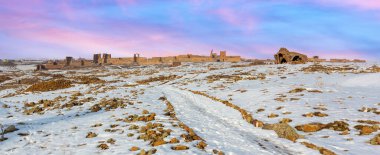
(274, 48, 366, 64)
(37, 50, 241, 70)
(274, 48, 308, 64)
(35, 48, 367, 70)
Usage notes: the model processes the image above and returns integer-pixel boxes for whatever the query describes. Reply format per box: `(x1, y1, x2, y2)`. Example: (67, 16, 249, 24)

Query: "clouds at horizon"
(0, 0, 379, 60)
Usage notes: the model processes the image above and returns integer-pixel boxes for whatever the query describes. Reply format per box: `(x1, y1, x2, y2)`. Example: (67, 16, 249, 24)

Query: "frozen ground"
(0, 62, 379, 155)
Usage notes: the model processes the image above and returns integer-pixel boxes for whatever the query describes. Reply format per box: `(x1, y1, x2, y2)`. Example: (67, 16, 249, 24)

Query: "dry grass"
(0, 75, 11, 83)
(74, 76, 105, 84)
(136, 75, 180, 84)
(25, 79, 73, 92)
(301, 142, 336, 155)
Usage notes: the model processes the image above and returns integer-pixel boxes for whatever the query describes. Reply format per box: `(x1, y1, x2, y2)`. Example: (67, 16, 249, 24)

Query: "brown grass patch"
(0, 76, 11, 83)
(74, 76, 105, 84)
(370, 134, 380, 145)
(25, 79, 73, 92)
(301, 142, 336, 155)
(295, 121, 349, 133)
(136, 75, 180, 84)
(301, 64, 356, 73)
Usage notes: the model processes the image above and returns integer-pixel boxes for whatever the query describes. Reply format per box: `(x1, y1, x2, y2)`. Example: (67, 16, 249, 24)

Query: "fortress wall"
(330, 59, 349, 63)
(225, 56, 241, 62)
(107, 58, 134, 65)
(43, 64, 65, 70)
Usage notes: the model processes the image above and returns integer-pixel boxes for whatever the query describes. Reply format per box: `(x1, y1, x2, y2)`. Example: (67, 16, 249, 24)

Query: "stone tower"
(93, 54, 102, 64)
(66, 57, 73, 66)
(103, 53, 111, 64)
(219, 51, 226, 62)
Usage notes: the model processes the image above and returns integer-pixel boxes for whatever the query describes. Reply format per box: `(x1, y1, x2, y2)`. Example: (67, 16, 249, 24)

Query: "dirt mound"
(25, 79, 73, 92)
(370, 134, 380, 145)
(263, 123, 302, 142)
(97, 143, 109, 150)
(302, 112, 328, 117)
(171, 145, 189, 150)
(86, 132, 97, 138)
(74, 76, 105, 84)
(89, 98, 127, 112)
(289, 88, 306, 93)
(295, 123, 325, 132)
(3, 125, 19, 134)
(354, 125, 379, 135)
(295, 121, 349, 133)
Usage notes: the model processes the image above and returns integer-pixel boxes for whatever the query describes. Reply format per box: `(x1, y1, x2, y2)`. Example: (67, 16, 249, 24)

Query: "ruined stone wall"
(146, 58, 162, 64)
(136, 57, 149, 65)
(353, 59, 366, 63)
(219, 51, 227, 61)
(308, 58, 326, 62)
(225, 56, 241, 62)
(42, 64, 65, 70)
(69, 61, 82, 66)
(190, 57, 213, 62)
(161, 57, 176, 63)
(329, 59, 366, 63)
(81, 60, 93, 66)
(107, 58, 134, 65)
(329, 59, 349, 63)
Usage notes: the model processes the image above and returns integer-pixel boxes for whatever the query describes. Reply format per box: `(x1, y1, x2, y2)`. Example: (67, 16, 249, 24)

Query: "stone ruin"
(36, 50, 241, 70)
(274, 48, 308, 64)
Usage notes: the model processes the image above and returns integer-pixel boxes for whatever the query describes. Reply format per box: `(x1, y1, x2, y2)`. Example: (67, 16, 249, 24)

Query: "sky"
(0, 0, 379, 60)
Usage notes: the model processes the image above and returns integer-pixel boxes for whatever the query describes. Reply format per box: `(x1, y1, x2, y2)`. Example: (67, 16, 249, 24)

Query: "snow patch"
(341, 73, 380, 87)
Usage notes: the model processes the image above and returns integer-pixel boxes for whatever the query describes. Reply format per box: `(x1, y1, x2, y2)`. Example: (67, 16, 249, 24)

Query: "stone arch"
(292, 56, 302, 62)
(280, 58, 287, 64)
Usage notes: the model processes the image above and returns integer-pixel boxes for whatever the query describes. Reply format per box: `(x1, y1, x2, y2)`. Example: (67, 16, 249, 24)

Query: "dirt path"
(151, 86, 304, 155)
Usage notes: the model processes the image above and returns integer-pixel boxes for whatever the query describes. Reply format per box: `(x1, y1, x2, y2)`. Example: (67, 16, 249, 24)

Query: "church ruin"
(274, 48, 308, 64)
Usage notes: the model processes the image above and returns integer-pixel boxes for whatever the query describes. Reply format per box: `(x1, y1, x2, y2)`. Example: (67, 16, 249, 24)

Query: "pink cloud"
(287, 0, 380, 10)
(318, 0, 380, 10)
(212, 8, 257, 33)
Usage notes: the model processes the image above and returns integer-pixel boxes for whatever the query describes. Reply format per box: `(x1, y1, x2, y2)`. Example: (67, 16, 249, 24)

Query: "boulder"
(263, 123, 302, 142)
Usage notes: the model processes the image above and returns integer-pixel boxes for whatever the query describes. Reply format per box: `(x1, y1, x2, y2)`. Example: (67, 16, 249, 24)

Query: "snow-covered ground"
(0, 62, 379, 155)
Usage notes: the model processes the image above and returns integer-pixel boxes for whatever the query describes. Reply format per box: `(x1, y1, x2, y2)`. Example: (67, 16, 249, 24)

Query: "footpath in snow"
(153, 86, 315, 155)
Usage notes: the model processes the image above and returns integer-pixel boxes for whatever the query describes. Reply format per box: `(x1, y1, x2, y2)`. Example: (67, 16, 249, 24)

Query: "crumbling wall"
(225, 56, 241, 62)
(329, 59, 349, 63)
(107, 58, 134, 65)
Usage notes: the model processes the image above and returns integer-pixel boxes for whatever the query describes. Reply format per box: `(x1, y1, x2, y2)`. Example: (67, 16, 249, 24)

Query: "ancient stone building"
(274, 48, 308, 64)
